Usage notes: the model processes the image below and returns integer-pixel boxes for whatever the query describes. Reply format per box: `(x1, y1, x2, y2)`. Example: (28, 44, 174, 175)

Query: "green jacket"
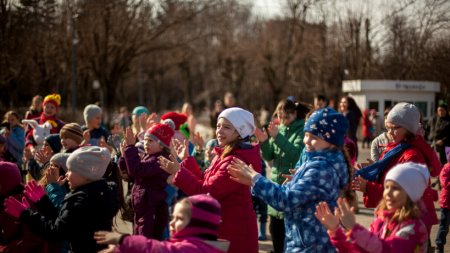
(260, 119, 305, 218)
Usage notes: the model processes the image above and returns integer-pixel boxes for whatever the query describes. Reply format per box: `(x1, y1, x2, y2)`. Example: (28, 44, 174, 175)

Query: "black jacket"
(20, 180, 119, 253)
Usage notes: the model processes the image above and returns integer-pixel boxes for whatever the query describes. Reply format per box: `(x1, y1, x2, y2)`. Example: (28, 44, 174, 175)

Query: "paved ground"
(115, 142, 450, 252)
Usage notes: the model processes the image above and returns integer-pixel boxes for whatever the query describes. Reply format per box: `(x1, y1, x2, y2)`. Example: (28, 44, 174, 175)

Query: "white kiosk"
(342, 80, 440, 120)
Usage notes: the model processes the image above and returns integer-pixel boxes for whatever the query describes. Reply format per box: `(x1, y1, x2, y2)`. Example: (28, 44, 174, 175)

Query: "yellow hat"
(43, 94, 61, 107)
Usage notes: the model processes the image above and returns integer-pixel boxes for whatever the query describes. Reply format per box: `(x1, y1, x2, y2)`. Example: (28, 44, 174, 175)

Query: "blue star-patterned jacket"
(252, 149, 349, 252)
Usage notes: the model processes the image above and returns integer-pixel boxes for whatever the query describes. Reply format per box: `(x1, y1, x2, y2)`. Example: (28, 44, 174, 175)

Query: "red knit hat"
(43, 93, 61, 107)
(0, 162, 22, 196)
(144, 123, 174, 149)
(161, 112, 187, 130)
(173, 194, 221, 240)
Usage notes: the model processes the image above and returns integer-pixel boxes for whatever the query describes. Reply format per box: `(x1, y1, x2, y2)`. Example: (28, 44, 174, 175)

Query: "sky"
(249, 0, 284, 18)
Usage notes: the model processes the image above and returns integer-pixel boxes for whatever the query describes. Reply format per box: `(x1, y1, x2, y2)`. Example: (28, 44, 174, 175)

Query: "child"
(27, 134, 62, 180)
(159, 107, 261, 253)
(227, 107, 350, 252)
(118, 124, 174, 239)
(1, 111, 25, 168)
(0, 161, 50, 253)
(82, 104, 110, 146)
(315, 162, 429, 252)
(39, 153, 70, 210)
(435, 146, 450, 253)
(4, 146, 120, 253)
(60, 122, 84, 152)
(94, 194, 229, 253)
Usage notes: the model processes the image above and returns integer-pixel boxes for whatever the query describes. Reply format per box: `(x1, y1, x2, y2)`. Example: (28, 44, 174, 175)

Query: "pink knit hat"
(174, 194, 221, 240)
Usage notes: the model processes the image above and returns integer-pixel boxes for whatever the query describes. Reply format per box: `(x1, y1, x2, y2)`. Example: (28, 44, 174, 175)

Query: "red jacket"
(363, 136, 439, 233)
(440, 163, 450, 209)
(173, 144, 261, 253)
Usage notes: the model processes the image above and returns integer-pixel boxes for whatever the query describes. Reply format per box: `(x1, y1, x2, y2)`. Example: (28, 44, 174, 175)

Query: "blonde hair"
(376, 189, 421, 223)
(176, 198, 192, 220)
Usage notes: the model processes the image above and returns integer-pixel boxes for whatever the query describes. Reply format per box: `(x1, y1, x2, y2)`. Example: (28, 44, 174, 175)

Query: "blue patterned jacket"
(252, 149, 349, 252)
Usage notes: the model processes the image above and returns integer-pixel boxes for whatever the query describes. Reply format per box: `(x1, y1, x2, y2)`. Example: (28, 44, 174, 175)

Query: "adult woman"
(254, 99, 309, 253)
(159, 107, 260, 253)
(24, 95, 43, 120)
(339, 96, 362, 157)
(354, 102, 440, 235)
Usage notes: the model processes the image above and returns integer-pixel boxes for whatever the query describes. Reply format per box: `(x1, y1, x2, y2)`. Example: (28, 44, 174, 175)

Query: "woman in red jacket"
(354, 102, 441, 236)
(159, 107, 261, 253)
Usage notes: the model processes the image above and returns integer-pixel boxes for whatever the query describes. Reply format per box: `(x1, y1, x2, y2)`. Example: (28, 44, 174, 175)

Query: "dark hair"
(273, 99, 311, 120)
(342, 96, 362, 120)
(315, 95, 329, 105)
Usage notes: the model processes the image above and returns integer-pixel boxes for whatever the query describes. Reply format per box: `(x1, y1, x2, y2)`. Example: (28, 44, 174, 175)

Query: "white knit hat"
(83, 104, 103, 125)
(67, 146, 111, 181)
(385, 162, 430, 202)
(218, 107, 255, 138)
(386, 102, 420, 134)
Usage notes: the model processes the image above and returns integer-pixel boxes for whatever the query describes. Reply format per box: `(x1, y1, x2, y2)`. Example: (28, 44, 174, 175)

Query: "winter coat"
(172, 144, 261, 253)
(330, 211, 428, 253)
(116, 235, 229, 253)
(426, 115, 450, 146)
(260, 119, 305, 219)
(45, 183, 68, 210)
(20, 180, 119, 253)
(370, 132, 391, 161)
(252, 149, 349, 253)
(81, 126, 110, 147)
(363, 136, 440, 233)
(1, 125, 25, 165)
(118, 147, 170, 238)
(439, 163, 450, 209)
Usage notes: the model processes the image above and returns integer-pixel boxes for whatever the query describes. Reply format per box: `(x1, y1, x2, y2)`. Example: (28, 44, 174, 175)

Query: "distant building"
(343, 80, 440, 120)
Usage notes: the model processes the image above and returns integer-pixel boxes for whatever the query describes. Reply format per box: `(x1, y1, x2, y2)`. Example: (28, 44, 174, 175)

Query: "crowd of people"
(0, 92, 449, 253)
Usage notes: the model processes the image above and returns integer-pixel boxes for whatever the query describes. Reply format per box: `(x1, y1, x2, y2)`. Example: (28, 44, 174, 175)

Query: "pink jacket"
(172, 145, 261, 253)
(440, 163, 450, 209)
(330, 211, 428, 253)
(116, 235, 229, 253)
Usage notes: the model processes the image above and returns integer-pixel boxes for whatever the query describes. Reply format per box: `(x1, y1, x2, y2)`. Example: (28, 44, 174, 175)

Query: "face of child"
(7, 114, 18, 127)
(277, 110, 296, 126)
(143, 136, 163, 155)
(42, 142, 54, 155)
(169, 202, 190, 236)
(216, 118, 239, 147)
(43, 103, 57, 117)
(385, 122, 407, 143)
(89, 114, 102, 129)
(61, 137, 78, 150)
(383, 180, 408, 211)
(205, 146, 216, 162)
(303, 132, 332, 152)
(66, 170, 89, 190)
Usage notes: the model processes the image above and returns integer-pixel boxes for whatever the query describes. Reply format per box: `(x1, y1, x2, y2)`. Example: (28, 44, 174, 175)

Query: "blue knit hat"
(132, 106, 149, 116)
(304, 107, 348, 146)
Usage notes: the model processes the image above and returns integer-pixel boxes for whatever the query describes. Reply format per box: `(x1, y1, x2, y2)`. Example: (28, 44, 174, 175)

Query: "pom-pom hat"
(43, 94, 61, 107)
(144, 123, 174, 149)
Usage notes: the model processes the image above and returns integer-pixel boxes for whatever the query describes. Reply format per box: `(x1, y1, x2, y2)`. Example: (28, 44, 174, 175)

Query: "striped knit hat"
(60, 123, 84, 144)
(174, 194, 221, 240)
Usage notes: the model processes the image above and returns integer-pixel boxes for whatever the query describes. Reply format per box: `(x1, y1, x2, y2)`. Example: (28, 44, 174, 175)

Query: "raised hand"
(335, 198, 356, 230)
(254, 127, 268, 143)
(228, 157, 258, 186)
(120, 140, 127, 157)
(191, 132, 204, 149)
(34, 149, 52, 165)
(267, 121, 279, 138)
(4, 196, 30, 219)
(172, 138, 189, 161)
(158, 154, 181, 175)
(24, 180, 46, 203)
(82, 129, 91, 145)
(124, 127, 136, 146)
(94, 230, 122, 245)
(145, 113, 159, 131)
(352, 176, 367, 193)
(314, 202, 339, 233)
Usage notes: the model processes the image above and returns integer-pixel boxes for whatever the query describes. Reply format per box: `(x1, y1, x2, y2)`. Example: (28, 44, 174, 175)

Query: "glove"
(4, 196, 30, 219)
(24, 180, 46, 203)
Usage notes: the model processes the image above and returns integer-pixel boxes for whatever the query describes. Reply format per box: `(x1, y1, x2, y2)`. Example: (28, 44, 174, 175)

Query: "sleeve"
(273, 128, 304, 163)
(7, 128, 25, 156)
(260, 139, 275, 161)
(329, 227, 359, 253)
(20, 195, 86, 241)
(349, 221, 427, 253)
(123, 146, 168, 178)
(363, 181, 384, 208)
(180, 156, 203, 179)
(251, 163, 334, 212)
(25, 126, 37, 148)
(45, 183, 67, 211)
(440, 166, 450, 191)
(173, 158, 247, 200)
(370, 137, 381, 161)
(119, 235, 192, 253)
(3, 222, 46, 253)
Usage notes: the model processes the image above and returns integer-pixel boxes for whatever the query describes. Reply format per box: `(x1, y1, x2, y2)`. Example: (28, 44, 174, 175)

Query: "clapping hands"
(314, 198, 357, 235)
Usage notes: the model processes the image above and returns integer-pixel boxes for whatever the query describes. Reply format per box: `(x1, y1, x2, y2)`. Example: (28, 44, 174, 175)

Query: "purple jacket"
(116, 235, 229, 253)
(118, 146, 170, 237)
